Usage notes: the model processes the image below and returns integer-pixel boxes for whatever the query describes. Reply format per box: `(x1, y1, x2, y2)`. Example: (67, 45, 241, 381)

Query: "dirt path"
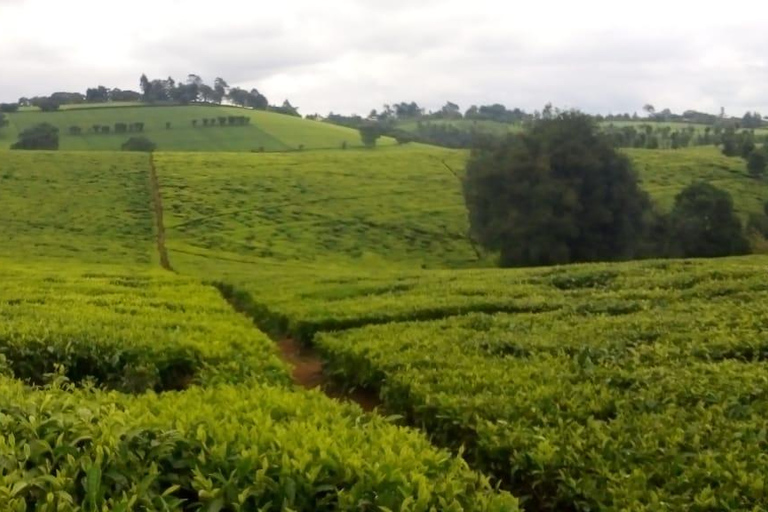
(277, 337, 381, 412)
(149, 153, 173, 271)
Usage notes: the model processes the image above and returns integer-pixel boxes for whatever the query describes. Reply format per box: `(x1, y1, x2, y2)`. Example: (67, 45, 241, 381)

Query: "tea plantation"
(1, 109, 767, 510)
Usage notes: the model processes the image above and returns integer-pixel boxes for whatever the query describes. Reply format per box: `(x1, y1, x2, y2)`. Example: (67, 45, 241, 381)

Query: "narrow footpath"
(149, 154, 173, 271)
(148, 155, 379, 411)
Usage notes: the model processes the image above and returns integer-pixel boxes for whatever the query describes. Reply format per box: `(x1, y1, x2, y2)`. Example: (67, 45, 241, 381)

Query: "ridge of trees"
(4, 74, 300, 117)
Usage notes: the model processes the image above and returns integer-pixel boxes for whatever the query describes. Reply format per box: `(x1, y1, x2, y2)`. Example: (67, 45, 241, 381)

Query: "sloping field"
(0, 105, 395, 151)
(630, 146, 768, 218)
(0, 150, 154, 264)
(157, 146, 481, 270)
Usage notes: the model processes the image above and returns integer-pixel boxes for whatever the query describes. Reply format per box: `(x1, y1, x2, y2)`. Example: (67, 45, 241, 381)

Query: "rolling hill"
(0, 104, 396, 152)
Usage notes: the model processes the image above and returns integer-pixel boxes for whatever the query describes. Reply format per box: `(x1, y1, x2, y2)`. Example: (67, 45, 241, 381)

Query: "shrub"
(669, 182, 749, 257)
(11, 123, 59, 150)
(121, 136, 157, 152)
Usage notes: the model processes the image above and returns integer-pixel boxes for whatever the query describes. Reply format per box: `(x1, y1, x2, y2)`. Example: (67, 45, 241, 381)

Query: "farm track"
(148, 154, 173, 271)
(215, 286, 381, 411)
(277, 337, 381, 412)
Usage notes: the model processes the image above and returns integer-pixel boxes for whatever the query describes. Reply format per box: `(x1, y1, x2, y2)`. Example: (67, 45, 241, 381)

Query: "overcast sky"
(1, 0, 767, 116)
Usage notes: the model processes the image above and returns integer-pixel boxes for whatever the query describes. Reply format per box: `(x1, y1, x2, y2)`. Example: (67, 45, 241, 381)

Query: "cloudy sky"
(1, 0, 767, 116)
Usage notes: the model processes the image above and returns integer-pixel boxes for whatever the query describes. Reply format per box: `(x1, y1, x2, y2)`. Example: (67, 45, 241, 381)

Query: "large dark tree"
(668, 182, 749, 258)
(359, 123, 384, 148)
(463, 111, 653, 267)
(11, 123, 59, 150)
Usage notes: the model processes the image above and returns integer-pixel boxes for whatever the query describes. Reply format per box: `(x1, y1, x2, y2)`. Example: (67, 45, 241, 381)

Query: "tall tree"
(213, 77, 229, 104)
(463, 111, 653, 267)
(668, 182, 749, 257)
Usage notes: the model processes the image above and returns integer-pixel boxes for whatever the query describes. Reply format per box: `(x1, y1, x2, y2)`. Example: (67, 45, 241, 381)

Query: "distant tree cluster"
(463, 110, 751, 267)
(720, 127, 768, 178)
(137, 74, 296, 115)
(7, 73, 297, 116)
(191, 116, 251, 127)
(85, 86, 141, 103)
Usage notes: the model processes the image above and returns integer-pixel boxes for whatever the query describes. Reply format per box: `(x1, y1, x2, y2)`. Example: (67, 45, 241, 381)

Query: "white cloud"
(1, 0, 767, 115)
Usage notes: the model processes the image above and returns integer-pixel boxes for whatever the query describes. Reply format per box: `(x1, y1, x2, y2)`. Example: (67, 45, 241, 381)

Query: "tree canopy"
(11, 123, 59, 150)
(463, 111, 653, 267)
(668, 182, 749, 258)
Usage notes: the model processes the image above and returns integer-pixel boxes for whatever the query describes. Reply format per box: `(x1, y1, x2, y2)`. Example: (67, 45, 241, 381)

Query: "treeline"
(604, 105, 766, 129)
(323, 101, 532, 126)
(1, 73, 300, 116)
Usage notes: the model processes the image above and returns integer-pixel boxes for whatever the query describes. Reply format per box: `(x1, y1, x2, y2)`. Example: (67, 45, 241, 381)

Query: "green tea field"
(0, 105, 395, 152)
(1, 119, 767, 510)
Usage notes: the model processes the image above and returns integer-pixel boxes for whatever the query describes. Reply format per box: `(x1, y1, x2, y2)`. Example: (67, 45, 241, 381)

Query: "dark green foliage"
(114, 122, 128, 134)
(747, 148, 767, 178)
(0, 102, 19, 113)
(121, 136, 157, 152)
(35, 97, 61, 112)
(359, 123, 384, 148)
(668, 182, 749, 257)
(0, 112, 6, 128)
(464, 111, 652, 267)
(68, 126, 82, 136)
(11, 123, 59, 150)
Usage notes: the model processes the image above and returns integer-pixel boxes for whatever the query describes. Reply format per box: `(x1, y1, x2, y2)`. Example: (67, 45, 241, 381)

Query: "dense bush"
(11, 123, 59, 150)
(121, 136, 156, 152)
(668, 182, 749, 257)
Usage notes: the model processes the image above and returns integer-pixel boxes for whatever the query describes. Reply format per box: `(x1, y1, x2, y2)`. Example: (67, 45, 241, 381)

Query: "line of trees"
(2, 73, 299, 116)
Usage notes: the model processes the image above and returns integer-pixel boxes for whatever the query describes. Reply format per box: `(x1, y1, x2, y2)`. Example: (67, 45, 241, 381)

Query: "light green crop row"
(0, 261, 289, 391)
(315, 256, 768, 510)
(0, 377, 518, 511)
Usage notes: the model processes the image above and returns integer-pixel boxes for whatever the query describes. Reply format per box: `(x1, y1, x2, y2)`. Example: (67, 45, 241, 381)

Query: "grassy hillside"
(157, 145, 481, 270)
(0, 150, 154, 264)
(0, 105, 396, 151)
(629, 146, 768, 218)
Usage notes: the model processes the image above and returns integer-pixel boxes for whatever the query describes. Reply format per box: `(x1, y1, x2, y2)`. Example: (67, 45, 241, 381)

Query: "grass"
(0, 105, 396, 152)
(0, 150, 155, 265)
